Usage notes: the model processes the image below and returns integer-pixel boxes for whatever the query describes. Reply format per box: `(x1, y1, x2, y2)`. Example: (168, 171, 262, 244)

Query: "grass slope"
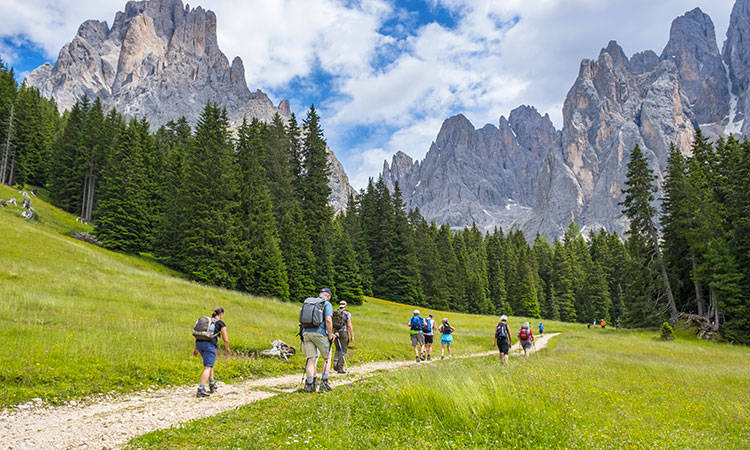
(127, 329, 750, 449)
(1, 185, 557, 407)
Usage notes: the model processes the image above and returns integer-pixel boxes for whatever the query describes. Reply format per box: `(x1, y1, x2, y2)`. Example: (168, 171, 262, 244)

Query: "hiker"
(494, 315, 511, 365)
(600, 320, 606, 329)
(439, 318, 455, 359)
(407, 310, 426, 362)
(422, 313, 436, 361)
(518, 321, 534, 360)
(192, 307, 229, 398)
(333, 300, 354, 374)
(616, 318, 622, 330)
(302, 288, 335, 393)
(538, 322, 544, 336)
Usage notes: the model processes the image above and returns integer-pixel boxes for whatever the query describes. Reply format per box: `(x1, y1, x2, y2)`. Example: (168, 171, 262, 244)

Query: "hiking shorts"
(303, 332, 330, 359)
(497, 338, 509, 354)
(196, 340, 216, 367)
(441, 334, 453, 345)
(521, 340, 532, 350)
(410, 332, 425, 347)
(424, 334, 434, 344)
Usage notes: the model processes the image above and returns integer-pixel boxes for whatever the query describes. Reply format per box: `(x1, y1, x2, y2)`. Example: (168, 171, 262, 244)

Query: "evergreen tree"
(234, 119, 289, 300)
(332, 216, 364, 305)
(411, 210, 448, 309)
(534, 234, 559, 320)
(621, 144, 678, 321)
(552, 241, 577, 322)
(487, 228, 510, 315)
(94, 120, 150, 253)
(462, 224, 492, 314)
(48, 97, 90, 212)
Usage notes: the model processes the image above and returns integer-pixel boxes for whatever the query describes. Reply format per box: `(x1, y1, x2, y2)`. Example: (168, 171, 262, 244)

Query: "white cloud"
(347, 147, 391, 190)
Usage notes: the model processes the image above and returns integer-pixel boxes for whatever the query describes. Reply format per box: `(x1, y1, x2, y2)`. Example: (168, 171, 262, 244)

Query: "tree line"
(1, 59, 747, 343)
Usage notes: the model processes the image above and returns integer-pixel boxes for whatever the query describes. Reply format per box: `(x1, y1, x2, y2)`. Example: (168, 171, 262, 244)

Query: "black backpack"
(441, 322, 452, 334)
(495, 322, 508, 340)
(332, 309, 346, 331)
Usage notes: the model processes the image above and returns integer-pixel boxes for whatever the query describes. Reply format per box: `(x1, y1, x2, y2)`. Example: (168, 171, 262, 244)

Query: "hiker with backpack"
(538, 322, 544, 336)
(421, 314, 437, 361)
(439, 318, 455, 359)
(407, 310, 426, 362)
(333, 300, 354, 374)
(518, 321, 534, 360)
(300, 288, 336, 393)
(192, 307, 229, 398)
(494, 315, 511, 365)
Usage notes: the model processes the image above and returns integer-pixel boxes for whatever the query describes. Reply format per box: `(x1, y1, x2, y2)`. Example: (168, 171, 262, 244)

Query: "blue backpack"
(410, 316, 424, 331)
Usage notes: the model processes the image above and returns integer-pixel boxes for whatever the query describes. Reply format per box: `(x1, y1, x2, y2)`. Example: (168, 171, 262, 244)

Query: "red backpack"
(519, 327, 531, 341)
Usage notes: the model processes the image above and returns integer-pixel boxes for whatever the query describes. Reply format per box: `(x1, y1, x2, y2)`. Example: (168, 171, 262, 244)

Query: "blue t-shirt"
(409, 315, 424, 334)
(303, 298, 333, 335)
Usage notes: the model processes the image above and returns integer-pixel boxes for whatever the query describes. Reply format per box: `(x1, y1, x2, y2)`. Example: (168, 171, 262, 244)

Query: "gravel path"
(1, 333, 560, 449)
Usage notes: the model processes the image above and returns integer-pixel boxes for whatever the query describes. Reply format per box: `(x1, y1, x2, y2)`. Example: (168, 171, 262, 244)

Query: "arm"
(347, 318, 354, 342)
(326, 315, 334, 340)
(220, 327, 230, 353)
(193, 342, 198, 357)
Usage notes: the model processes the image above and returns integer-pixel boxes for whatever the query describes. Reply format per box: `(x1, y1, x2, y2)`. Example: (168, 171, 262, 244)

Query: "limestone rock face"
(25, 0, 353, 212)
(383, 4, 747, 240)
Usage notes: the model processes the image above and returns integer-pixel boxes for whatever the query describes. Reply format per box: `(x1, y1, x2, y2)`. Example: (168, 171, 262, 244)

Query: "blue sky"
(0, 0, 735, 189)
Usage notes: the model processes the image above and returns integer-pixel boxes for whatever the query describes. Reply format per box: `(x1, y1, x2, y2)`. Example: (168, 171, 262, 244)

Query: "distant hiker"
(301, 288, 335, 393)
(439, 318, 455, 359)
(192, 306, 229, 398)
(587, 322, 591, 329)
(0, 200, 6, 207)
(30, 188, 38, 197)
(22, 198, 30, 209)
(518, 321, 534, 360)
(616, 318, 622, 330)
(494, 315, 511, 365)
(8, 198, 16, 206)
(408, 310, 426, 362)
(333, 300, 354, 374)
(600, 320, 606, 329)
(420, 313, 437, 361)
(538, 322, 544, 336)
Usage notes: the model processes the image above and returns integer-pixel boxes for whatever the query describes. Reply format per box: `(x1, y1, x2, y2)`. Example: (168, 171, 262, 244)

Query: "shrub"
(661, 321, 674, 341)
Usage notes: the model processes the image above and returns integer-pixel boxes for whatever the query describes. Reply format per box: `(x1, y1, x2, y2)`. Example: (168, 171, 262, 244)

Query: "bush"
(661, 321, 674, 341)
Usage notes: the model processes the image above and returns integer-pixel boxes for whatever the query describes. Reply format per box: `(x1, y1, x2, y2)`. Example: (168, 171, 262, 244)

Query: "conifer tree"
(487, 228, 510, 315)
(435, 223, 465, 311)
(94, 120, 149, 253)
(552, 241, 576, 322)
(621, 144, 678, 321)
(534, 234, 559, 319)
(234, 119, 289, 300)
(332, 216, 364, 305)
(49, 97, 90, 212)
(463, 224, 492, 314)
(279, 200, 317, 301)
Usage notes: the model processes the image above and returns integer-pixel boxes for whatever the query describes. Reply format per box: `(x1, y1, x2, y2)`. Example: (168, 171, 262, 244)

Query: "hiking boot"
(304, 380, 315, 393)
(441, 355, 444, 360)
(420, 352, 426, 361)
(209, 382, 218, 393)
(196, 386, 210, 398)
(427, 355, 431, 361)
(319, 379, 333, 392)
(336, 369, 347, 374)
(415, 356, 420, 362)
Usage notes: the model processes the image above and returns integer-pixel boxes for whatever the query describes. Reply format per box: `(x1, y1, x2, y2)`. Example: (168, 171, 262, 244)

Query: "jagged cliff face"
(25, 0, 352, 212)
(383, 2, 749, 239)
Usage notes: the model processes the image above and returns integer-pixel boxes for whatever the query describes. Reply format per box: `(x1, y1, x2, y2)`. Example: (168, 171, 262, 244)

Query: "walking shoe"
(304, 380, 315, 393)
(319, 379, 333, 392)
(196, 386, 210, 398)
(420, 352, 426, 361)
(313, 377, 319, 392)
(427, 355, 431, 361)
(416, 356, 420, 362)
(441, 355, 444, 360)
(336, 369, 347, 374)
(209, 382, 218, 393)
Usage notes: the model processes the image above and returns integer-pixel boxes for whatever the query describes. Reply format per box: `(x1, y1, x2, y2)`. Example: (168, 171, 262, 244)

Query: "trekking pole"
(336, 336, 352, 380)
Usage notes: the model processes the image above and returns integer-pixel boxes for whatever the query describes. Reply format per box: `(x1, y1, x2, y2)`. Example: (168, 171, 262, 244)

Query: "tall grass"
(128, 330, 750, 449)
(1, 185, 571, 407)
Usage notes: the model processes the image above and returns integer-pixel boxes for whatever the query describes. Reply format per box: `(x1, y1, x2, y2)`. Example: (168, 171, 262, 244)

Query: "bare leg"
(446, 343, 451, 357)
(200, 366, 211, 384)
(305, 357, 317, 378)
(441, 343, 445, 357)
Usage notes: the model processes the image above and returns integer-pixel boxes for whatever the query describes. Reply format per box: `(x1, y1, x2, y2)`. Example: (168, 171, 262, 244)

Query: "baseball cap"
(339, 301, 347, 308)
(320, 288, 332, 296)
(413, 309, 420, 315)
(500, 315, 508, 321)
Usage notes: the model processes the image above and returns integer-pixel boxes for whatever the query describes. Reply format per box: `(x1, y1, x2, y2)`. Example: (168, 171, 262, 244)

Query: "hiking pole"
(336, 336, 352, 380)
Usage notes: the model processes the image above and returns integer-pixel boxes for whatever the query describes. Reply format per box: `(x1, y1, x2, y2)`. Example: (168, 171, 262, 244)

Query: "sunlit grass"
(127, 330, 750, 449)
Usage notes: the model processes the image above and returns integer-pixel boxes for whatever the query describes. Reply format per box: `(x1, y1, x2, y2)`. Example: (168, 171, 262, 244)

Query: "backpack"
(441, 322, 452, 334)
(423, 318, 433, 333)
(299, 297, 326, 328)
(519, 327, 531, 341)
(495, 322, 508, 340)
(410, 316, 424, 331)
(332, 309, 346, 331)
(193, 316, 218, 341)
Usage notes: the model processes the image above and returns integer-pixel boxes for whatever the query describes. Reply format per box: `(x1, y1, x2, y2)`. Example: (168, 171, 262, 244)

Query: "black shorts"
(424, 334, 434, 344)
(497, 338, 509, 354)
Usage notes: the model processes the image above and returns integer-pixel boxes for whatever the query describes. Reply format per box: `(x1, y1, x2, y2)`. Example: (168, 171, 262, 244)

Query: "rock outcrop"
(384, 3, 748, 239)
(25, 0, 353, 212)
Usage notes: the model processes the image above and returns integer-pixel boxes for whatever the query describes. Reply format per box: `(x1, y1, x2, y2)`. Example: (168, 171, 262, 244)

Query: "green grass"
(1, 185, 567, 407)
(126, 329, 750, 449)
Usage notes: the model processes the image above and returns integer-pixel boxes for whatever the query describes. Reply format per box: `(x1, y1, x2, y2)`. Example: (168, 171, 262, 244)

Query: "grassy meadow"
(127, 328, 750, 449)
(1, 184, 557, 407)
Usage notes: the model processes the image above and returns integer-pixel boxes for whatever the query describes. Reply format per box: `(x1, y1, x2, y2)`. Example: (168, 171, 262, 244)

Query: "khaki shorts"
(303, 332, 330, 359)
(410, 332, 425, 347)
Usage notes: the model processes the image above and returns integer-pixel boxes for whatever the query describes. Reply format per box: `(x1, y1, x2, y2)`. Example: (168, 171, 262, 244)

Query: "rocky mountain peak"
(662, 7, 728, 125)
(724, 0, 750, 132)
(601, 40, 629, 68)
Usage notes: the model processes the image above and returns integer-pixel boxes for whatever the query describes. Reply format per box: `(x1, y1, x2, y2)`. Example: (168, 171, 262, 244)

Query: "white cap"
(500, 315, 507, 321)
(523, 321, 530, 328)
(413, 309, 420, 314)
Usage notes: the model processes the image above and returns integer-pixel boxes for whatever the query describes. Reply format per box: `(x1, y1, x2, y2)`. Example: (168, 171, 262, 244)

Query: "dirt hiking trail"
(2, 333, 560, 449)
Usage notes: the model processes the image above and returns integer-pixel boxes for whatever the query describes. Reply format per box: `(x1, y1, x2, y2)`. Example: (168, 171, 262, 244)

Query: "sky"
(0, 0, 736, 189)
